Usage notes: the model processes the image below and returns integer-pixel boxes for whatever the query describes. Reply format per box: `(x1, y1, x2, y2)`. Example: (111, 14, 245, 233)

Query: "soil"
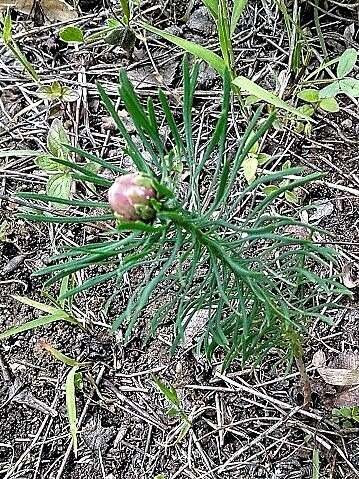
(1, 1, 359, 478)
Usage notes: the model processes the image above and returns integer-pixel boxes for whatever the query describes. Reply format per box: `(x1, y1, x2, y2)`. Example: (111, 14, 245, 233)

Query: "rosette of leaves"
(16, 58, 348, 367)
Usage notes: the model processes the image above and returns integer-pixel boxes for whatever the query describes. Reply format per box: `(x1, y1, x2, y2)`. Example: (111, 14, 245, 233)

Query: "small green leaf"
(285, 190, 299, 204)
(242, 155, 258, 183)
(2, 12, 12, 44)
(337, 48, 357, 78)
(263, 185, 280, 195)
(319, 81, 341, 99)
(319, 97, 339, 113)
(257, 152, 271, 165)
(297, 89, 319, 103)
(297, 104, 315, 117)
(66, 367, 79, 457)
(233, 76, 311, 120)
(59, 26, 84, 44)
(282, 160, 291, 170)
(47, 119, 70, 158)
(47, 173, 72, 206)
(35, 155, 62, 172)
(244, 94, 260, 106)
(61, 86, 79, 102)
(339, 78, 359, 97)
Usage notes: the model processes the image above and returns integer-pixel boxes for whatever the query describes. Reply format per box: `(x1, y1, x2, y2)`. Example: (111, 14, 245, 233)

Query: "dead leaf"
(342, 263, 359, 289)
(0, 0, 78, 22)
(309, 200, 334, 222)
(313, 350, 359, 386)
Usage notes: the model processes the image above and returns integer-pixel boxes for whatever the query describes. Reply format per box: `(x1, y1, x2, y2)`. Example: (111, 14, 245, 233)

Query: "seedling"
(153, 377, 191, 444)
(12, 58, 348, 371)
(332, 406, 359, 427)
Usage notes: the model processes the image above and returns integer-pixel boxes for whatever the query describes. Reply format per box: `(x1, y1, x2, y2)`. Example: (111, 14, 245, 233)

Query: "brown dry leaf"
(0, 0, 78, 22)
(313, 350, 359, 386)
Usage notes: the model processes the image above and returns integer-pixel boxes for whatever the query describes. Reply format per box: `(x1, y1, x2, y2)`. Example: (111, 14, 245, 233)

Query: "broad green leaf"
(339, 78, 359, 97)
(140, 22, 226, 75)
(242, 155, 258, 183)
(297, 88, 319, 103)
(65, 367, 79, 457)
(61, 86, 79, 102)
(232, 76, 311, 120)
(0, 312, 67, 340)
(47, 119, 70, 159)
(319, 81, 341, 99)
(319, 97, 339, 113)
(230, 0, 248, 35)
(35, 155, 62, 172)
(337, 48, 357, 78)
(47, 173, 72, 206)
(59, 26, 84, 44)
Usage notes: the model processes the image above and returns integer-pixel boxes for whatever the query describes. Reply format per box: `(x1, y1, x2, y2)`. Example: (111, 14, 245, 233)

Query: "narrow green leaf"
(312, 448, 320, 479)
(120, 0, 131, 21)
(65, 367, 78, 457)
(0, 312, 68, 340)
(202, 0, 218, 18)
(9, 42, 39, 82)
(140, 22, 226, 75)
(64, 144, 126, 174)
(337, 48, 357, 78)
(230, 0, 248, 35)
(17, 213, 114, 224)
(153, 377, 180, 406)
(40, 342, 81, 367)
(17, 192, 109, 209)
(233, 76, 311, 119)
(12, 295, 61, 315)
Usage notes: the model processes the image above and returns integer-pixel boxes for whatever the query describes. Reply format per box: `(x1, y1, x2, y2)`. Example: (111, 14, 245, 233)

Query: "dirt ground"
(1, 1, 359, 478)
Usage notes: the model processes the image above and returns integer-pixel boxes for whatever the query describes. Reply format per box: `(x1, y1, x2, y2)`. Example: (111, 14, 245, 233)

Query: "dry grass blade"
(65, 366, 79, 457)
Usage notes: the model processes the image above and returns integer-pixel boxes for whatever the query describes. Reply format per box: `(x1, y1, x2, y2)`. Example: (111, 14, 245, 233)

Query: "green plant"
(59, 1, 135, 50)
(332, 406, 359, 427)
(13, 58, 347, 368)
(0, 294, 85, 455)
(140, 1, 309, 120)
(296, 48, 359, 115)
(153, 377, 191, 443)
(0, 10, 39, 82)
